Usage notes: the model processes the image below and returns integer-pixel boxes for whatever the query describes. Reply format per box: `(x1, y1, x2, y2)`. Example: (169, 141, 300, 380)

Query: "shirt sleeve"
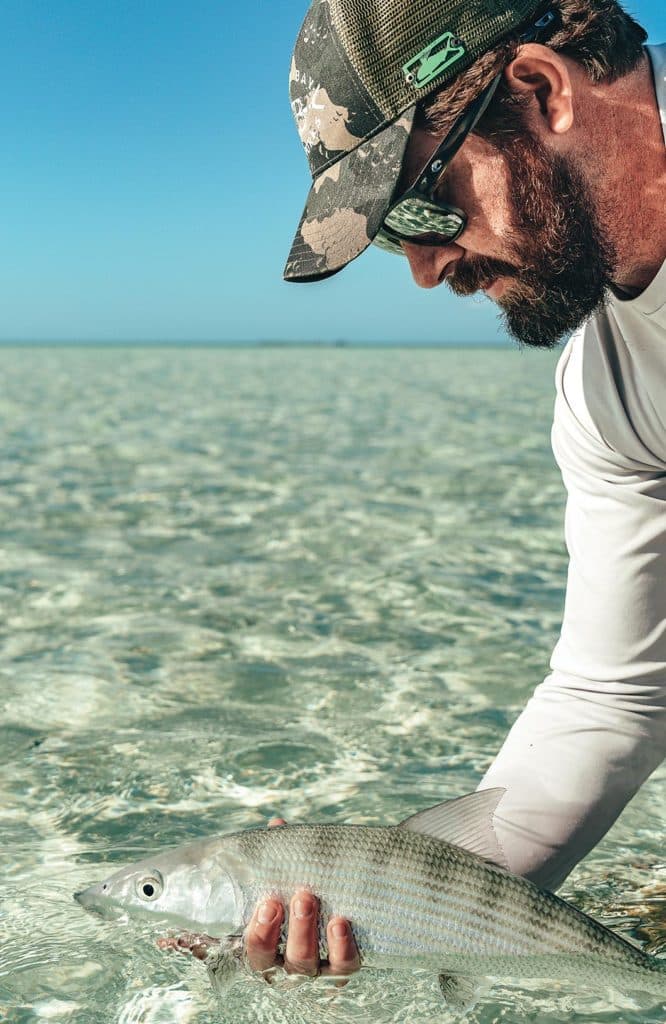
(479, 331, 666, 891)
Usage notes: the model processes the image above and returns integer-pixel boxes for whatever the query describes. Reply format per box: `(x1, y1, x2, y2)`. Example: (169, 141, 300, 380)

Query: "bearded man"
(242, 0, 665, 981)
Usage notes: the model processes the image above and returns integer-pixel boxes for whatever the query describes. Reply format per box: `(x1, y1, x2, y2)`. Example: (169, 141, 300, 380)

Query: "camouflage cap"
(284, 0, 549, 282)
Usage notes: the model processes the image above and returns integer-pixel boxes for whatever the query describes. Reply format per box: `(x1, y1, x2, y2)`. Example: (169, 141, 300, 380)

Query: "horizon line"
(0, 338, 515, 348)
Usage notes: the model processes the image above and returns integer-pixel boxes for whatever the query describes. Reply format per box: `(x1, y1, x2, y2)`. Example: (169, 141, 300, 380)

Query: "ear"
(504, 43, 574, 135)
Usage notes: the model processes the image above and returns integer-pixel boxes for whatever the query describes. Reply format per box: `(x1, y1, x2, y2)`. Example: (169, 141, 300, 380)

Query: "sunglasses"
(374, 9, 557, 256)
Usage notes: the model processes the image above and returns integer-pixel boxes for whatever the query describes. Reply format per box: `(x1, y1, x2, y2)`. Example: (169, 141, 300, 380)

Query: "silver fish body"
(75, 793, 666, 1001)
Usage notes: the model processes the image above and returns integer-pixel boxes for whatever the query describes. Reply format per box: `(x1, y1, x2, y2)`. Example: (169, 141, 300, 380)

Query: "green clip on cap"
(284, 0, 551, 282)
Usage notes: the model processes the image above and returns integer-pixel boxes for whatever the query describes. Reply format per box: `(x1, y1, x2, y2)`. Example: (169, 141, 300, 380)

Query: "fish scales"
(232, 824, 566, 952)
(227, 824, 665, 992)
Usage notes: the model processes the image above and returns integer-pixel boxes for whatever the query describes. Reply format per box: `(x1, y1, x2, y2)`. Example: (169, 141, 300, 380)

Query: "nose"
(402, 241, 464, 289)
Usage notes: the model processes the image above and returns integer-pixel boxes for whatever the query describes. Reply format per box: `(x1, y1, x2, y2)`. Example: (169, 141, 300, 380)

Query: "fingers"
(245, 898, 284, 974)
(244, 890, 360, 988)
(268, 817, 287, 827)
(322, 917, 360, 978)
(284, 891, 319, 976)
(245, 890, 320, 980)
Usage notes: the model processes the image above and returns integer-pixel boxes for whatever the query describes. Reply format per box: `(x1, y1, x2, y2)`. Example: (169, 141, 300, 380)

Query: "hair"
(421, 0, 648, 137)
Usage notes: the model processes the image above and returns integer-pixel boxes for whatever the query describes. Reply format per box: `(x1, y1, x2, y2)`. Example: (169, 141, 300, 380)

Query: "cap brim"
(283, 107, 416, 283)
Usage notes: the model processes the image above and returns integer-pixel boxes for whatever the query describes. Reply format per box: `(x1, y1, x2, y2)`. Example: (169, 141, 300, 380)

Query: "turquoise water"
(1, 346, 663, 1024)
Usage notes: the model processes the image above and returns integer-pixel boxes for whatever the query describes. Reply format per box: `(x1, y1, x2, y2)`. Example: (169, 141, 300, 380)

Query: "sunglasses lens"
(384, 197, 464, 243)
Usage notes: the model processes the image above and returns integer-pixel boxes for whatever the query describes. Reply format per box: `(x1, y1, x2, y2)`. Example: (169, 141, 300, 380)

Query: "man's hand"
(245, 817, 361, 982)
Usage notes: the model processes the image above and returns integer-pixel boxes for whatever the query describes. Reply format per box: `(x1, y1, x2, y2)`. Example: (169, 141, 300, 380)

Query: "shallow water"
(1, 346, 664, 1023)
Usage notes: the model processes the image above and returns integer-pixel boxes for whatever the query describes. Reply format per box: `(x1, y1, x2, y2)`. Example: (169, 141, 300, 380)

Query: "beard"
(446, 128, 616, 349)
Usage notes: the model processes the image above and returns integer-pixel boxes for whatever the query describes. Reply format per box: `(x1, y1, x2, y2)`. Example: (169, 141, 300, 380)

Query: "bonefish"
(75, 789, 666, 1010)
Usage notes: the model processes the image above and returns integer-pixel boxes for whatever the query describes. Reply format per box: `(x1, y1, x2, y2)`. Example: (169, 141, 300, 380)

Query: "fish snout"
(74, 884, 99, 910)
(73, 882, 118, 918)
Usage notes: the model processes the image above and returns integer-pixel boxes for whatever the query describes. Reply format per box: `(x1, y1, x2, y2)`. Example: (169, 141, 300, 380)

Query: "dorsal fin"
(396, 788, 508, 869)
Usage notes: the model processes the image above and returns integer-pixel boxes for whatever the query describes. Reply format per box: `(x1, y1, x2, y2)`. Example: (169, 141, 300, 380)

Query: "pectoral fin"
(438, 973, 484, 1013)
(205, 933, 245, 989)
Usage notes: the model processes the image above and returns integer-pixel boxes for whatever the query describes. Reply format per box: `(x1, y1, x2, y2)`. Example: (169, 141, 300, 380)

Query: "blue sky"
(0, 1, 663, 343)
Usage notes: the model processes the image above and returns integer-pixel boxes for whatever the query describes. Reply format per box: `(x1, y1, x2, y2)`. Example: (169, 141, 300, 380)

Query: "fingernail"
(331, 921, 348, 939)
(258, 902, 277, 925)
(294, 897, 313, 919)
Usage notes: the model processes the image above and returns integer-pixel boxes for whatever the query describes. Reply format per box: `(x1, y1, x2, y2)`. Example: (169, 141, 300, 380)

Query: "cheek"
(455, 146, 516, 249)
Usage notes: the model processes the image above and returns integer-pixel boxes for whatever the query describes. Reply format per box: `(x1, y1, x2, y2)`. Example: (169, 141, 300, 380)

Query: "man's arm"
(479, 681, 665, 891)
(480, 337, 666, 890)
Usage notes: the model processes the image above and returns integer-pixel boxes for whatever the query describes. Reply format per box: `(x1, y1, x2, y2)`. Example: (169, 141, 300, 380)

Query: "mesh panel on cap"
(329, 0, 543, 119)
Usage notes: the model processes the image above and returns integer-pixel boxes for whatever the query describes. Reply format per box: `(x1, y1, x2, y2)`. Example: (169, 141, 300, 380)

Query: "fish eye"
(135, 872, 163, 901)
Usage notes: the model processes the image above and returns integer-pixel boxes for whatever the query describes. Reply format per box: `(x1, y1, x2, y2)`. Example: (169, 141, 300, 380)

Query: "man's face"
(398, 114, 616, 348)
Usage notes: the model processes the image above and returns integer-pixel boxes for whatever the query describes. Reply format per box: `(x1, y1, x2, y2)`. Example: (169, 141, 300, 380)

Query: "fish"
(74, 789, 666, 1010)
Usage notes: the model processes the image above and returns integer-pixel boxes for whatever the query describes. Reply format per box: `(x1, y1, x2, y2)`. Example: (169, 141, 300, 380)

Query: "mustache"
(447, 255, 521, 296)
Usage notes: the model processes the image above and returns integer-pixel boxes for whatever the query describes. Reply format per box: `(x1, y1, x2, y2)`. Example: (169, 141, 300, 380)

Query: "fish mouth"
(74, 885, 125, 921)
(74, 886, 93, 908)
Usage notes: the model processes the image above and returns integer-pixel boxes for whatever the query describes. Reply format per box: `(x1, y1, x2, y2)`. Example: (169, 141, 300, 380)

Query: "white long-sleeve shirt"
(480, 43, 666, 891)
